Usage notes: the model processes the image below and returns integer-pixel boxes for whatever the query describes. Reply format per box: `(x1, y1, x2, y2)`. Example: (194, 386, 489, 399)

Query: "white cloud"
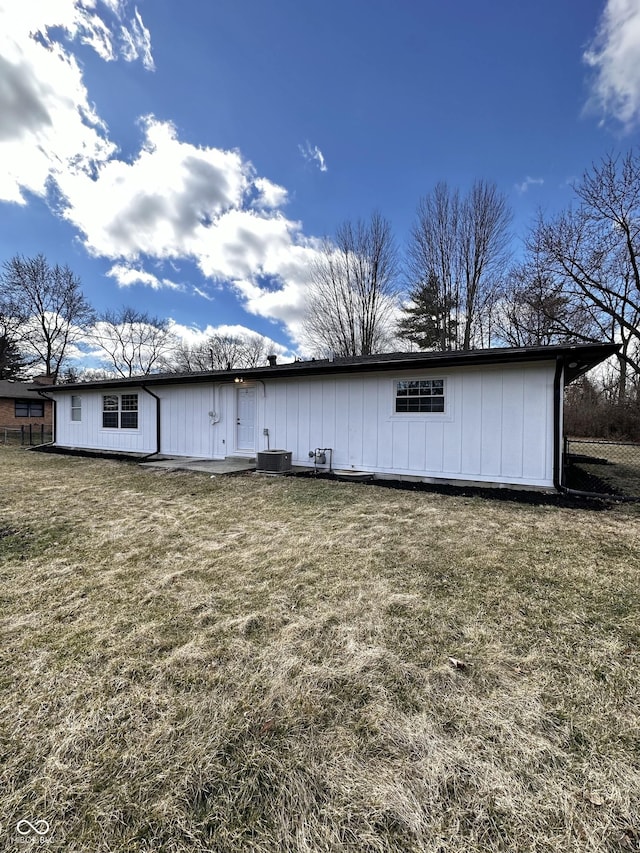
(101, 0, 128, 17)
(253, 177, 289, 209)
(299, 140, 328, 172)
(0, 0, 320, 346)
(59, 116, 320, 329)
(584, 0, 640, 128)
(106, 263, 183, 291)
(514, 176, 544, 194)
(4, 1, 114, 61)
(0, 11, 114, 202)
(167, 321, 289, 357)
(192, 286, 215, 302)
(59, 117, 252, 258)
(120, 7, 154, 71)
(0, 0, 153, 204)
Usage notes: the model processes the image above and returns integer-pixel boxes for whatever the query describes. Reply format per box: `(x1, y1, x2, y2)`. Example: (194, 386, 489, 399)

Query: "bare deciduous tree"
(404, 185, 460, 350)
(0, 253, 94, 381)
(531, 150, 640, 396)
(495, 256, 597, 348)
(172, 332, 272, 372)
(91, 307, 176, 378)
(459, 181, 512, 348)
(302, 212, 399, 357)
(403, 181, 511, 350)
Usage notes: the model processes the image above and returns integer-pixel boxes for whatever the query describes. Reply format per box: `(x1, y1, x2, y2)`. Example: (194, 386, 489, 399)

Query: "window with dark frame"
(102, 393, 138, 429)
(15, 400, 44, 418)
(395, 379, 445, 413)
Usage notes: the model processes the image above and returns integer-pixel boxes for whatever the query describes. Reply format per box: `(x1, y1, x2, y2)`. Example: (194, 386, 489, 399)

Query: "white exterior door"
(236, 386, 256, 452)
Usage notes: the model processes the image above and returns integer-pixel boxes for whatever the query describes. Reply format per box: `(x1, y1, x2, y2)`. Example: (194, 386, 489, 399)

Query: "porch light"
(234, 377, 244, 383)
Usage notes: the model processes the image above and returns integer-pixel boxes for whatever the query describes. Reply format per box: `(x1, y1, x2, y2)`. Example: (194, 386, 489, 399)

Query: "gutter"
(36, 389, 56, 444)
(140, 384, 161, 457)
(552, 356, 564, 491)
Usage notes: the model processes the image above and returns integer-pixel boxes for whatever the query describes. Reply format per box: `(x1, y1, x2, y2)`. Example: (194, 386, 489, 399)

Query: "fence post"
(21, 425, 24, 446)
(40, 424, 44, 444)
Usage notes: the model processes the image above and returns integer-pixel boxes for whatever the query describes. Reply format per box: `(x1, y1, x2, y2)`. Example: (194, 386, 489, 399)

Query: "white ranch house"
(40, 343, 616, 490)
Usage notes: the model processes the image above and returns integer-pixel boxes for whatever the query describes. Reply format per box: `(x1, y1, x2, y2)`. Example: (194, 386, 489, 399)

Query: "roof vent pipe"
(267, 355, 277, 367)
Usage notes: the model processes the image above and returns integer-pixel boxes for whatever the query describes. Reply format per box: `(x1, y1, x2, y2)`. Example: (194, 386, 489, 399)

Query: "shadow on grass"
(564, 459, 640, 501)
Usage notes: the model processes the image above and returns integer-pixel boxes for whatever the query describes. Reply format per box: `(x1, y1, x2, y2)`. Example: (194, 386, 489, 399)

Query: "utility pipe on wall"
(309, 447, 333, 473)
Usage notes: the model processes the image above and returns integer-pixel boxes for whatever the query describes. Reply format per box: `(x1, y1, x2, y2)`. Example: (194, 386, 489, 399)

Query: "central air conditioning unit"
(256, 449, 293, 474)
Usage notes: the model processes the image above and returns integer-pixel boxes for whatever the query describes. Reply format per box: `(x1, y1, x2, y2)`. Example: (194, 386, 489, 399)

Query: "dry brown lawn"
(0, 447, 639, 852)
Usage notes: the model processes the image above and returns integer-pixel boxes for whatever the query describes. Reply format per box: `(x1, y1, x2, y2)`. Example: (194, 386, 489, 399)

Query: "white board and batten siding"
(156, 384, 214, 458)
(155, 383, 250, 459)
(54, 387, 158, 454)
(261, 363, 555, 488)
(55, 384, 219, 458)
(52, 360, 556, 488)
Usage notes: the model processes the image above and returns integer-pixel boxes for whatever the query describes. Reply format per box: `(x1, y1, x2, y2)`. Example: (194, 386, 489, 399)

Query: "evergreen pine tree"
(397, 273, 457, 350)
(0, 333, 27, 379)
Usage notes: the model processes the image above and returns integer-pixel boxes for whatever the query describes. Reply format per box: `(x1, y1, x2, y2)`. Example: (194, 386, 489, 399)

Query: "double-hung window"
(395, 379, 445, 413)
(102, 393, 138, 429)
(71, 395, 82, 422)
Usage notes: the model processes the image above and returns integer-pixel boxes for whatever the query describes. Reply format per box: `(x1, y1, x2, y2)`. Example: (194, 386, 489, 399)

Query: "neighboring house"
(0, 378, 53, 435)
(42, 343, 617, 490)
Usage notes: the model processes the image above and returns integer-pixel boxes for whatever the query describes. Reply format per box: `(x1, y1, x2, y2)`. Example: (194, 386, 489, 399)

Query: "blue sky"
(1, 0, 639, 361)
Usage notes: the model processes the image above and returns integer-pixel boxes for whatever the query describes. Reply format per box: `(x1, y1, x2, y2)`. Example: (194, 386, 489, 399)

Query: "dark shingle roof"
(0, 380, 48, 399)
(39, 342, 619, 392)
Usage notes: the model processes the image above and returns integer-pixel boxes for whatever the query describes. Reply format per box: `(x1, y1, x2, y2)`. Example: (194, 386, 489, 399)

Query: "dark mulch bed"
(29, 444, 151, 463)
(30, 444, 623, 509)
(293, 470, 615, 510)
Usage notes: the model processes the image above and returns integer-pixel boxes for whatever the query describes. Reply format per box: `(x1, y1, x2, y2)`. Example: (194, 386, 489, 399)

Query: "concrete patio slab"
(140, 456, 256, 475)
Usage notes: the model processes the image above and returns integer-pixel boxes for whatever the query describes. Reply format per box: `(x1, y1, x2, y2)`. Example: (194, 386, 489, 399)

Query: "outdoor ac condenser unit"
(256, 450, 293, 474)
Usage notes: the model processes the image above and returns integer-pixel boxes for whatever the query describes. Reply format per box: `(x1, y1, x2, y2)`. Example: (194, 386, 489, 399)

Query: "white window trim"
(100, 393, 140, 431)
(391, 377, 452, 420)
(71, 395, 82, 422)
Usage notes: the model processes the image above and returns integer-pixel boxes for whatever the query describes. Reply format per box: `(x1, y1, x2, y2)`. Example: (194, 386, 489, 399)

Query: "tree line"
(0, 256, 276, 383)
(304, 149, 640, 408)
(1, 149, 638, 414)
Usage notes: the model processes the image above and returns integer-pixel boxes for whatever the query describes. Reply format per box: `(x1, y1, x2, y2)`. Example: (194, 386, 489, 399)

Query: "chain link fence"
(0, 425, 53, 447)
(564, 438, 640, 499)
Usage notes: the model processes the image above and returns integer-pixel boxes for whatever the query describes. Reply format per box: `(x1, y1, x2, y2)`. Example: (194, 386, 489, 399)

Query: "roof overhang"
(37, 342, 620, 393)
(560, 343, 620, 383)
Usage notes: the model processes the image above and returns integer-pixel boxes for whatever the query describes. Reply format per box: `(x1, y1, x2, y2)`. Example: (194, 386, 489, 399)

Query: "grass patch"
(1, 446, 639, 852)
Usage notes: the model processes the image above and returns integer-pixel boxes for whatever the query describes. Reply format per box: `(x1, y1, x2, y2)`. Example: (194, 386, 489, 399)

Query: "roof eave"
(39, 343, 620, 392)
